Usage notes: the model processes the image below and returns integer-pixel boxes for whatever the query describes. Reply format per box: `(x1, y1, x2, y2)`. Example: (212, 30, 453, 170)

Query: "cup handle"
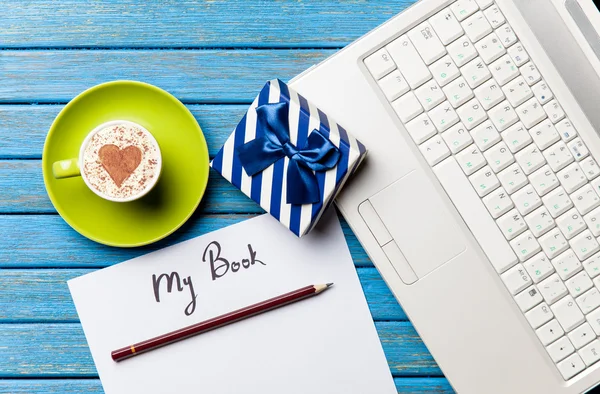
(52, 158, 81, 179)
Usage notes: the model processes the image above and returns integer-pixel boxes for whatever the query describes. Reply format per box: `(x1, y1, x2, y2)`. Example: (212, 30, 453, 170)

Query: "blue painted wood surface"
(0, 1, 455, 392)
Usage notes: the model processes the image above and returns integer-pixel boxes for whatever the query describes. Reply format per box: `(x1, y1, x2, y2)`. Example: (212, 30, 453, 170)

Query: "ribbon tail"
(237, 137, 286, 176)
(286, 160, 321, 205)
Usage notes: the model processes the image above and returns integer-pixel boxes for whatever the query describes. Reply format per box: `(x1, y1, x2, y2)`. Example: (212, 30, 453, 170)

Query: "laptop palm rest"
(360, 170, 467, 283)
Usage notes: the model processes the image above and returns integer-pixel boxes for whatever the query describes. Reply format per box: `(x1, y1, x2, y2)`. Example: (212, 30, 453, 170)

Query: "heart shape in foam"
(98, 144, 142, 187)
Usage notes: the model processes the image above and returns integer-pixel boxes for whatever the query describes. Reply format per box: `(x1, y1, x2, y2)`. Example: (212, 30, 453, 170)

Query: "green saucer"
(42, 80, 209, 247)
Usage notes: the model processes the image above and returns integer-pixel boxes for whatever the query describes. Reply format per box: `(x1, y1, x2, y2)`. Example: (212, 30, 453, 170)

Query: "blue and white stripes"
(212, 79, 366, 236)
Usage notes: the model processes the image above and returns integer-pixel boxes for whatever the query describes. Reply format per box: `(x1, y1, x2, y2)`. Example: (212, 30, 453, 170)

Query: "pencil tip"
(326, 283, 333, 288)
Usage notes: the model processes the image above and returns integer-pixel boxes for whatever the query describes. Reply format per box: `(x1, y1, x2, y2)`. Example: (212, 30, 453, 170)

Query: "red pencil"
(111, 283, 334, 362)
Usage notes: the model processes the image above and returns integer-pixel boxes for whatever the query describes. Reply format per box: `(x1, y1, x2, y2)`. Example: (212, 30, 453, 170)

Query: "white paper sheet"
(69, 212, 396, 394)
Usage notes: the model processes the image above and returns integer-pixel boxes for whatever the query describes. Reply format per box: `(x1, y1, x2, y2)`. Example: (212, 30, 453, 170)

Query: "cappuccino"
(81, 121, 161, 201)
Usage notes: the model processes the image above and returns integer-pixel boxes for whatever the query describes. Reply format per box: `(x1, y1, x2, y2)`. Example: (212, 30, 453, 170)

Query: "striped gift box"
(211, 79, 366, 236)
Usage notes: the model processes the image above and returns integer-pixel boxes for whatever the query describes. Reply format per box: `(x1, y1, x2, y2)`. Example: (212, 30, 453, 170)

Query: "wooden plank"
(0, 50, 333, 103)
(0, 268, 405, 323)
(0, 377, 454, 393)
(0, 214, 373, 268)
(0, 161, 263, 214)
(0, 105, 246, 159)
(0, 322, 441, 377)
(0, 1, 412, 48)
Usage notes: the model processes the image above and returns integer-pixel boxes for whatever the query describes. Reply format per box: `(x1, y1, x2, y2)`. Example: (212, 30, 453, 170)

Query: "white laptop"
(290, 0, 600, 392)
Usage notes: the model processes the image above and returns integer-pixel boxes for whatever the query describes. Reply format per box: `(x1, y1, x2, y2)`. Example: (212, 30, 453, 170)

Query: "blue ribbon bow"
(237, 101, 341, 205)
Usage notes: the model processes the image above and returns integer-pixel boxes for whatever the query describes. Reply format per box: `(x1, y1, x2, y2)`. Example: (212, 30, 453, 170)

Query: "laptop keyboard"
(364, 0, 600, 381)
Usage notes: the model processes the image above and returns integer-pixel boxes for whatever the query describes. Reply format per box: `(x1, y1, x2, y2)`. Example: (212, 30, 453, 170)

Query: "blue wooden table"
(0, 2, 454, 392)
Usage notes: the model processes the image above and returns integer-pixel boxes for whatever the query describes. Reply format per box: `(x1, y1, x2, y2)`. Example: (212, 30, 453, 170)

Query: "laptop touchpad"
(369, 170, 467, 279)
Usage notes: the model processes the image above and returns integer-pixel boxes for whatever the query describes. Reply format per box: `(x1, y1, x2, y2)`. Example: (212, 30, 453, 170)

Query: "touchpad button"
(369, 170, 467, 278)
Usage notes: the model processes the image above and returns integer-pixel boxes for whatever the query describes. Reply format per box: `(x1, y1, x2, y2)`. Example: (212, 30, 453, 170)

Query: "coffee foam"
(82, 123, 160, 200)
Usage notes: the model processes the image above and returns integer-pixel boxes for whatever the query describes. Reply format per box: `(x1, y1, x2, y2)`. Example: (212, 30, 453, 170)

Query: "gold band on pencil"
(130, 345, 136, 354)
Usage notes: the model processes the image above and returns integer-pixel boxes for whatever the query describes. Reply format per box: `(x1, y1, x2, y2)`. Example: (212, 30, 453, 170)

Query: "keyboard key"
(507, 42, 529, 67)
(378, 70, 410, 101)
(538, 273, 568, 304)
(387, 36, 432, 89)
(515, 285, 543, 311)
(405, 113, 437, 144)
(543, 187, 573, 218)
(586, 307, 600, 335)
(552, 295, 585, 332)
(443, 76, 474, 108)
(515, 97, 546, 129)
(584, 206, 600, 236)
(510, 230, 541, 262)
(489, 55, 519, 85)
(529, 166, 559, 196)
(471, 120, 500, 151)
(569, 322, 596, 348)
(428, 101, 459, 132)
(540, 228, 569, 259)
(407, 21, 446, 65)
(571, 230, 600, 261)
(530, 120, 559, 150)
(457, 98, 488, 129)
(525, 206, 555, 237)
(557, 353, 585, 380)
(502, 76, 533, 107)
(556, 208, 586, 240)
(579, 340, 600, 366)
(512, 184, 542, 215)
(526, 302, 554, 328)
(461, 57, 492, 88)
(483, 3, 506, 28)
(450, 0, 479, 21)
(442, 122, 473, 153)
(532, 81, 553, 105)
(434, 157, 518, 272)
(476, 0, 495, 10)
(521, 62, 542, 86)
(583, 253, 600, 278)
(430, 55, 461, 86)
(548, 336, 575, 363)
(488, 100, 518, 131)
(502, 122, 532, 153)
(578, 287, 600, 315)
(392, 92, 423, 123)
(556, 118, 577, 143)
(502, 263, 532, 294)
(364, 48, 396, 79)
(524, 252, 555, 283)
(558, 163, 586, 194)
(568, 138, 590, 162)
(537, 319, 564, 346)
(544, 141, 574, 172)
(414, 80, 446, 110)
(469, 165, 500, 196)
(462, 11, 492, 42)
(484, 141, 514, 172)
(430, 8, 465, 45)
(566, 271, 593, 297)
(498, 163, 528, 193)
(581, 158, 600, 180)
(553, 249, 583, 280)
(544, 99, 566, 124)
(456, 144, 487, 174)
(447, 36, 478, 67)
(497, 209, 527, 239)
(515, 143, 546, 175)
(483, 186, 514, 218)
(419, 135, 451, 166)
(496, 24, 518, 47)
(572, 185, 600, 215)
(475, 32, 506, 64)
(474, 79, 505, 110)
